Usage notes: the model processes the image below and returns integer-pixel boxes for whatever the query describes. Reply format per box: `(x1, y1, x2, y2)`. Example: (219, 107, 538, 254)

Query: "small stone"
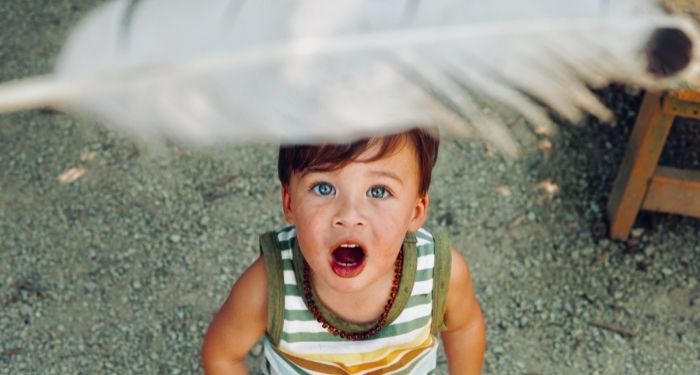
(169, 234, 181, 243)
(662, 268, 673, 276)
(85, 282, 97, 292)
(644, 245, 656, 256)
(631, 228, 645, 238)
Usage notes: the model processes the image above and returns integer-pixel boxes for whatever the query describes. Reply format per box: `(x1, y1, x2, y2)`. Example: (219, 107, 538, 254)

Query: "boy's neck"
(310, 268, 397, 325)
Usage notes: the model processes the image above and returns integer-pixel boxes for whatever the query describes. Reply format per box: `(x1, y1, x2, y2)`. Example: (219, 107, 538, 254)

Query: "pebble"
(645, 245, 656, 256)
(631, 228, 645, 238)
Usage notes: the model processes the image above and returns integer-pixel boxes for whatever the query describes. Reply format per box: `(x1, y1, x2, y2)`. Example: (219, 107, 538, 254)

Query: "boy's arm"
(202, 257, 268, 374)
(440, 247, 486, 375)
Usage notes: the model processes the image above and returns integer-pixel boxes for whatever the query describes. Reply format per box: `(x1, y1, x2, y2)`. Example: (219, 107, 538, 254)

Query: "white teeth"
(340, 243, 358, 248)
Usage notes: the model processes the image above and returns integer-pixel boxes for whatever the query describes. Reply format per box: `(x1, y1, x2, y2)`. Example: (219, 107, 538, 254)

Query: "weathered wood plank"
(607, 92, 675, 240)
(641, 167, 700, 217)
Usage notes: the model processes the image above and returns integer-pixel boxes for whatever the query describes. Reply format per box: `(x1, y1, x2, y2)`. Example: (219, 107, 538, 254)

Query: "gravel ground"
(2, 1, 700, 374)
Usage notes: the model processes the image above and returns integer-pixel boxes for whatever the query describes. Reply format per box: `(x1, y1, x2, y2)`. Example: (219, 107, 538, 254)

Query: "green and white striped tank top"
(259, 226, 452, 374)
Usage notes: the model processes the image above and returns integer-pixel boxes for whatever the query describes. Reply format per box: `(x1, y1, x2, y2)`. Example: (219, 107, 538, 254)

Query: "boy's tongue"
(331, 246, 366, 278)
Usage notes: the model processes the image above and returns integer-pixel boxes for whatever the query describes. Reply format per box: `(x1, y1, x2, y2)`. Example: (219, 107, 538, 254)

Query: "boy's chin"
(320, 271, 373, 294)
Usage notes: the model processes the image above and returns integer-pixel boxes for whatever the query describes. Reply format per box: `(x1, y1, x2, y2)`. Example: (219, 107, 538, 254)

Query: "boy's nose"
(332, 198, 366, 228)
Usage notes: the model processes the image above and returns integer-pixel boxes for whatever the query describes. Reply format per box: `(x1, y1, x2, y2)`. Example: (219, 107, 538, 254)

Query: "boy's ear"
(281, 184, 295, 224)
(408, 194, 429, 232)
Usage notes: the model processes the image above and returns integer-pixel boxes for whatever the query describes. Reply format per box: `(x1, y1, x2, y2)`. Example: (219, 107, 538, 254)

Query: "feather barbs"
(0, 0, 697, 156)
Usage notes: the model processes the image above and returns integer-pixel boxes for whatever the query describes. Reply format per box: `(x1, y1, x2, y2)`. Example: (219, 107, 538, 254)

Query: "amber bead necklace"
(302, 250, 403, 341)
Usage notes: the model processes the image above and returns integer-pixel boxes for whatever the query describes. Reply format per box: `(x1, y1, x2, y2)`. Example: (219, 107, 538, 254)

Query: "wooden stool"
(607, 89, 700, 240)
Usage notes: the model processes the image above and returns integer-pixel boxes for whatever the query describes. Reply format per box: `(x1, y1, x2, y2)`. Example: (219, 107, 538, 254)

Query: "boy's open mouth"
(330, 243, 366, 278)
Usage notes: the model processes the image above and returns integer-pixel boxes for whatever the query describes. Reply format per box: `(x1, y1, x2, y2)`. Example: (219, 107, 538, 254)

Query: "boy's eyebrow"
(370, 170, 404, 184)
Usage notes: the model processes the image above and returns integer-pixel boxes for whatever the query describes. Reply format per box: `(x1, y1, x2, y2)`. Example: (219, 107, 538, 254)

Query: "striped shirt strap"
(431, 232, 452, 334)
(259, 231, 285, 345)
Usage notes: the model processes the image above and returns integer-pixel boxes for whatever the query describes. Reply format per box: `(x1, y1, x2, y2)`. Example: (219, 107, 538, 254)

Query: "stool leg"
(607, 92, 675, 240)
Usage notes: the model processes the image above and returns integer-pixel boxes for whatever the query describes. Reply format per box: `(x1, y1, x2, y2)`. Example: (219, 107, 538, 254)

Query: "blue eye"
(367, 186, 389, 199)
(312, 182, 335, 196)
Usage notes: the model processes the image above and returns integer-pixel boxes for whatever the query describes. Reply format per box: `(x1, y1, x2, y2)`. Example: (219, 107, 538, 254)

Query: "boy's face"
(281, 141, 428, 294)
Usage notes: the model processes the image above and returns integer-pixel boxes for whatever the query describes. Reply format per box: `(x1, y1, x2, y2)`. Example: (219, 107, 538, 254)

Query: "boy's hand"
(441, 248, 486, 374)
(202, 257, 268, 374)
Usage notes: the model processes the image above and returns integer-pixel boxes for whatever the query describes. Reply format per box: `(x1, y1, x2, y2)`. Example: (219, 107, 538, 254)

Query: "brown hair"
(278, 128, 439, 195)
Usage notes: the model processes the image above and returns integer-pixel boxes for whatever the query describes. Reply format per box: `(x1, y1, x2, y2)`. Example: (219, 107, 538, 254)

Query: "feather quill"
(0, 0, 697, 155)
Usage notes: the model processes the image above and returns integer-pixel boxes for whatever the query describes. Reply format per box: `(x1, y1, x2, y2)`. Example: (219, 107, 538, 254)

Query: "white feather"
(0, 0, 697, 156)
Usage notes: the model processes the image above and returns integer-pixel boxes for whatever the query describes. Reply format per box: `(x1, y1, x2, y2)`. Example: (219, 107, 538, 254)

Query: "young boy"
(202, 128, 486, 374)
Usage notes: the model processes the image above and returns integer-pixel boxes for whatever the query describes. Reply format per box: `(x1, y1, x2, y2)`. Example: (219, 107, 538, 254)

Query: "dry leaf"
(538, 138, 553, 153)
(539, 179, 560, 196)
(80, 151, 96, 161)
(58, 166, 86, 183)
(496, 185, 512, 197)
